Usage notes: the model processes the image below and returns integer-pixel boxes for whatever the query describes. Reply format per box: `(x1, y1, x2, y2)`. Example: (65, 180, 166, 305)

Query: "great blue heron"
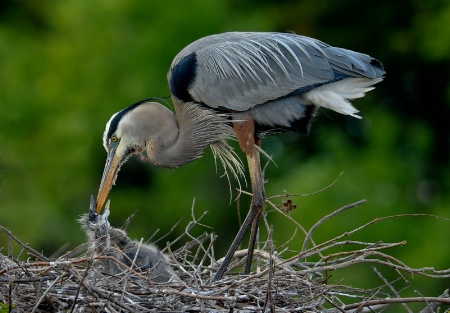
(95, 32, 385, 281)
(80, 196, 177, 282)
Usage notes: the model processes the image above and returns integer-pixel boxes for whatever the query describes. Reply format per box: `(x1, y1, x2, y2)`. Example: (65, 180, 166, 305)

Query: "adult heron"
(95, 32, 385, 281)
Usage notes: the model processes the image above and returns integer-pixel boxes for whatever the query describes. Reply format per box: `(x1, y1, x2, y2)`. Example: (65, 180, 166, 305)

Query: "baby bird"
(79, 196, 177, 283)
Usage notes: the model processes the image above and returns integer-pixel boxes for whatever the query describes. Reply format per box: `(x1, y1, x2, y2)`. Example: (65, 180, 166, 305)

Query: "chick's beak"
(96, 144, 121, 214)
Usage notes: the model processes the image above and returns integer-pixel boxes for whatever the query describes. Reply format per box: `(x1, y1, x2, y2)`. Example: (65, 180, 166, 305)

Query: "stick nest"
(1, 196, 449, 312)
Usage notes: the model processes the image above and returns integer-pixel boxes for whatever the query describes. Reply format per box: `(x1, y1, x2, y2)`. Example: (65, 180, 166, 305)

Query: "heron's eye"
(111, 135, 118, 143)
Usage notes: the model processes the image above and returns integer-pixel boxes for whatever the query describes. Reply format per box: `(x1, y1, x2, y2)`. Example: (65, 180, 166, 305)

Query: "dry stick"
(323, 294, 346, 313)
(196, 234, 217, 276)
(4, 254, 150, 281)
(257, 213, 272, 271)
(146, 228, 160, 244)
(57, 242, 90, 260)
(8, 280, 12, 313)
(214, 258, 291, 291)
(168, 210, 209, 250)
(177, 206, 213, 263)
(266, 171, 345, 200)
(419, 289, 449, 313)
(16, 247, 26, 260)
(277, 227, 298, 253)
(191, 253, 207, 313)
(262, 226, 275, 313)
(69, 267, 139, 313)
(189, 198, 212, 230)
(302, 199, 367, 253)
(95, 255, 161, 279)
(154, 218, 184, 247)
(121, 210, 138, 231)
(343, 296, 450, 310)
(158, 288, 234, 302)
(0, 258, 92, 276)
(208, 232, 217, 271)
(236, 188, 243, 230)
(69, 262, 92, 313)
(168, 242, 192, 276)
(0, 276, 59, 283)
(8, 228, 13, 259)
(49, 242, 71, 259)
(119, 238, 144, 302)
(321, 241, 407, 263)
(191, 233, 209, 265)
(155, 201, 206, 248)
(296, 252, 450, 279)
(106, 303, 119, 313)
(372, 266, 413, 313)
(354, 287, 385, 313)
(173, 232, 210, 259)
(262, 213, 273, 251)
(214, 249, 285, 268)
(166, 243, 194, 282)
(30, 272, 66, 313)
(289, 213, 448, 266)
(0, 225, 50, 261)
(185, 242, 208, 310)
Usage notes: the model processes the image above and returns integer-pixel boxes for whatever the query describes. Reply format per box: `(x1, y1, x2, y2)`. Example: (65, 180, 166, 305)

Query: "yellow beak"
(96, 145, 121, 214)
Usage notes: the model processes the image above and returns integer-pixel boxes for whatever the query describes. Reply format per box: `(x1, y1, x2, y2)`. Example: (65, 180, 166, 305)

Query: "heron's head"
(95, 100, 177, 213)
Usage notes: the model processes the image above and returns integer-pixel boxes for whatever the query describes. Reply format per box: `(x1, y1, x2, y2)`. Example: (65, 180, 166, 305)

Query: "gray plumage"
(80, 196, 177, 283)
(95, 31, 385, 281)
(169, 32, 384, 120)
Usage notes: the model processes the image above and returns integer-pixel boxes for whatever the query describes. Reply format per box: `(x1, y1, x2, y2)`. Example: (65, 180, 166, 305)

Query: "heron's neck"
(148, 98, 233, 168)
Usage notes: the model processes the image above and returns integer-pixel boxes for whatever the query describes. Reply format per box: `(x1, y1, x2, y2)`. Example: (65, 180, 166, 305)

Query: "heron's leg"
(243, 137, 265, 274)
(213, 119, 265, 281)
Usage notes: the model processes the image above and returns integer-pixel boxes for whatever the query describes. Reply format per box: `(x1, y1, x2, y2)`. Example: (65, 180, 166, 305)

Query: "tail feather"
(303, 77, 383, 119)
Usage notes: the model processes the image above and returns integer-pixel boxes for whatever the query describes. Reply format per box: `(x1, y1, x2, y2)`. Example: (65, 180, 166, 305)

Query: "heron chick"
(94, 31, 386, 280)
(79, 196, 177, 283)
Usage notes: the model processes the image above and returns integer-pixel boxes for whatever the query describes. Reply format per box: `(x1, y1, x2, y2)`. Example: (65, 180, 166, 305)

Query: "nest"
(1, 195, 449, 312)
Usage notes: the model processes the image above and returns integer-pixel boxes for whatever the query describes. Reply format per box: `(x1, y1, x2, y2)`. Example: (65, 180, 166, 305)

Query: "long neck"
(148, 98, 234, 168)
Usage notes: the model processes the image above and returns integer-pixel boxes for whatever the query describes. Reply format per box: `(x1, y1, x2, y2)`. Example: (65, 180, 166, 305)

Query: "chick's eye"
(111, 135, 118, 142)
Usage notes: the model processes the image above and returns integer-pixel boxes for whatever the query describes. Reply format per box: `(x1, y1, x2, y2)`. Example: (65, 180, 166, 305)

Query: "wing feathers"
(170, 32, 385, 116)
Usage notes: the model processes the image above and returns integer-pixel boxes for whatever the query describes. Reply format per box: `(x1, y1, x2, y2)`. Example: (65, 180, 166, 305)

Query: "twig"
(0, 225, 50, 261)
(266, 171, 345, 200)
(343, 296, 450, 310)
(69, 267, 139, 312)
(373, 266, 413, 313)
(419, 289, 449, 313)
(289, 213, 447, 265)
(30, 272, 65, 313)
(302, 199, 367, 253)
(263, 226, 275, 313)
(167, 210, 209, 249)
(69, 261, 92, 313)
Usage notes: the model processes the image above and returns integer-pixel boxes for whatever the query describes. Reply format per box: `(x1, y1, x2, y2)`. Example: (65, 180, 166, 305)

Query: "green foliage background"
(1, 0, 449, 308)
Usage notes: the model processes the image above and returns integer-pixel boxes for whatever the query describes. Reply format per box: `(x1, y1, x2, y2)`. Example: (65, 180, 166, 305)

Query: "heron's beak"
(96, 144, 121, 214)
